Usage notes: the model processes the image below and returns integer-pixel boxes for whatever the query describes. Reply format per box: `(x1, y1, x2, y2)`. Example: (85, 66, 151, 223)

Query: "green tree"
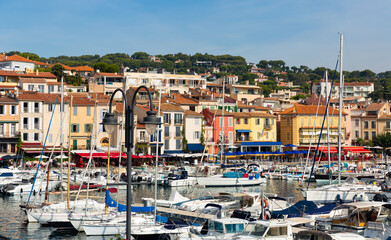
(131, 52, 149, 60)
(372, 133, 391, 149)
(51, 64, 65, 79)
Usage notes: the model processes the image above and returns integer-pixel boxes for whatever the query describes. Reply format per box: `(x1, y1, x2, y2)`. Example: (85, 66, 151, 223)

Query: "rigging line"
(306, 59, 340, 189)
(27, 94, 59, 205)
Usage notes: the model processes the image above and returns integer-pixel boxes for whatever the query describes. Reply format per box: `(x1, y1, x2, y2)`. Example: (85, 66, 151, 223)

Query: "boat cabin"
(200, 218, 247, 237)
(238, 219, 294, 239)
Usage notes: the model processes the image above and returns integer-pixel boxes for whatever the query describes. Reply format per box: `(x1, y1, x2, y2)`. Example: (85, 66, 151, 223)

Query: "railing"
(264, 124, 271, 129)
(23, 124, 28, 129)
(136, 137, 149, 143)
(34, 124, 39, 129)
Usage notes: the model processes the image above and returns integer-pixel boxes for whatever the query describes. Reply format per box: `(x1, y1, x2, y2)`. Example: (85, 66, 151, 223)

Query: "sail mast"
(326, 71, 331, 185)
(338, 33, 343, 185)
(67, 95, 73, 210)
(60, 76, 64, 202)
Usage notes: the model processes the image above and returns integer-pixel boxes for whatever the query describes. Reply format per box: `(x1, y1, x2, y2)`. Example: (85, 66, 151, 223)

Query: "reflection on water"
(0, 179, 310, 239)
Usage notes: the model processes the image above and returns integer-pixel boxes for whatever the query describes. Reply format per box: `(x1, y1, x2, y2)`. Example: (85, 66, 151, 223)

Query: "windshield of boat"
(343, 177, 360, 184)
(225, 223, 245, 233)
(209, 221, 224, 233)
(243, 223, 268, 236)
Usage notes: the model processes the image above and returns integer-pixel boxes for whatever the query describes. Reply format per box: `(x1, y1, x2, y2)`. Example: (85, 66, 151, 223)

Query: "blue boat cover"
(236, 130, 252, 133)
(105, 190, 155, 212)
(306, 204, 337, 215)
(221, 163, 245, 169)
(223, 172, 244, 178)
(271, 200, 318, 218)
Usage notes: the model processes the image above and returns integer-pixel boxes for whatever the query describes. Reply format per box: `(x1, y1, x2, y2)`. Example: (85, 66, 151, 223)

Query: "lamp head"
(100, 112, 119, 135)
(142, 110, 161, 135)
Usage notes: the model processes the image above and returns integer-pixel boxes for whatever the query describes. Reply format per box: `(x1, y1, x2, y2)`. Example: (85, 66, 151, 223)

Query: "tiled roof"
(33, 60, 50, 66)
(0, 54, 35, 63)
(115, 102, 124, 114)
(247, 112, 276, 118)
(160, 103, 184, 112)
(184, 110, 203, 117)
(21, 72, 57, 78)
(237, 103, 255, 109)
(172, 93, 199, 105)
(378, 114, 391, 120)
(74, 66, 94, 72)
(0, 70, 20, 77)
(365, 102, 386, 111)
(279, 104, 345, 115)
(18, 91, 46, 101)
(97, 72, 124, 77)
(46, 82, 61, 85)
(254, 105, 271, 111)
(19, 78, 47, 83)
(206, 83, 223, 87)
(208, 109, 233, 116)
(0, 96, 18, 104)
(232, 112, 251, 118)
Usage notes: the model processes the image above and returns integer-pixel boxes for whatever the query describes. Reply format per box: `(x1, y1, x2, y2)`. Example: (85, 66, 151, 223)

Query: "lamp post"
(101, 86, 160, 240)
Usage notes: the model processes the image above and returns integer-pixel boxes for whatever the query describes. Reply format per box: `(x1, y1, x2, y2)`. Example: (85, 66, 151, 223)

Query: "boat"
(159, 167, 196, 187)
(197, 171, 265, 187)
(295, 230, 370, 240)
(363, 203, 391, 239)
(315, 201, 388, 233)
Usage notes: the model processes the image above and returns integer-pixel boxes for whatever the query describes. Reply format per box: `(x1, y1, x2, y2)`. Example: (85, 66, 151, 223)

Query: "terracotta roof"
(137, 123, 145, 128)
(0, 96, 18, 104)
(33, 60, 50, 66)
(19, 78, 47, 83)
(21, 72, 57, 78)
(207, 109, 233, 116)
(206, 83, 223, 87)
(160, 103, 184, 112)
(46, 82, 61, 85)
(279, 104, 345, 115)
(378, 114, 391, 120)
(96, 72, 124, 77)
(237, 103, 255, 109)
(0, 54, 35, 63)
(74, 66, 94, 72)
(17, 91, 46, 101)
(232, 112, 251, 118)
(171, 93, 199, 105)
(115, 102, 124, 114)
(264, 97, 279, 101)
(70, 95, 95, 106)
(254, 105, 271, 111)
(365, 102, 386, 111)
(246, 112, 276, 118)
(184, 110, 203, 117)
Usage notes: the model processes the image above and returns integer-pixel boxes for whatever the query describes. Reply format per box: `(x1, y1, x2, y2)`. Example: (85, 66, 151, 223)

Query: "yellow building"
(233, 112, 278, 151)
(279, 104, 345, 146)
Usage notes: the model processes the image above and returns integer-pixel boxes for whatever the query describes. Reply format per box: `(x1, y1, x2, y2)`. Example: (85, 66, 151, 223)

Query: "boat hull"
(196, 175, 265, 187)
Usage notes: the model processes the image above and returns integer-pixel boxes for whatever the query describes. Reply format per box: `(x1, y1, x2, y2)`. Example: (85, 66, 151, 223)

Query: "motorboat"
(296, 229, 370, 240)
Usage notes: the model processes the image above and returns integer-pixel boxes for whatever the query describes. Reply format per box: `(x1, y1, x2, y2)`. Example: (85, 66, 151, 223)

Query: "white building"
(184, 110, 204, 153)
(0, 54, 35, 72)
(160, 103, 184, 154)
(18, 92, 44, 143)
(312, 81, 374, 100)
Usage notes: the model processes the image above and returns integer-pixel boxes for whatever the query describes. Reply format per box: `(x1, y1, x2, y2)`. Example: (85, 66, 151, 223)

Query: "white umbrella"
(227, 146, 238, 149)
(55, 154, 68, 159)
(34, 155, 48, 159)
(373, 146, 383, 149)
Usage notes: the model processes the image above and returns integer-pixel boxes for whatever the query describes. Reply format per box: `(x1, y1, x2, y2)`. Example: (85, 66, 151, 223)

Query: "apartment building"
(312, 81, 374, 100)
(18, 92, 44, 143)
(184, 110, 204, 153)
(0, 95, 19, 153)
(161, 103, 184, 154)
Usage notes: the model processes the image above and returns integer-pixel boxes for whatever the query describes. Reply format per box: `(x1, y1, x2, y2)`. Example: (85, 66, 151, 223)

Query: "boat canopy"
(105, 190, 154, 212)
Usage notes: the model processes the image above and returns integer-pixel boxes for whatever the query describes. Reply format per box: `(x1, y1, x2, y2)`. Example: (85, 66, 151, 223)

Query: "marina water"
(0, 179, 309, 239)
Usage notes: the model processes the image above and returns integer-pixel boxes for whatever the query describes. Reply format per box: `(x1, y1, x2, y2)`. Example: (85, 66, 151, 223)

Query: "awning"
(344, 146, 372, 153)
(318, 147, 338, 153)
(164, 150, 184, 154)
(150, 143, 163, 146)
(241, 141, 282, 146)
(236, 130, 252, 133)
(187, 143, 204, 152)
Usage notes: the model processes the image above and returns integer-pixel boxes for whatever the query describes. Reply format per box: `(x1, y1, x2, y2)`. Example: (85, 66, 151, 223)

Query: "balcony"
(236, 136, 253, 142)
(23, 124, 28, 129)
(385, 126, 391, 131)
(34, 124, 39, 129)
(136, 137, 149, 143)
(264, 124, 271, 130)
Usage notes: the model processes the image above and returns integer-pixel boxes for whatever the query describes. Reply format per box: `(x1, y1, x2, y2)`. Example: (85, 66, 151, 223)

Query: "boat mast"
(154, 80, 162, 223)
(326, 71, 331, 185)
(67, 95, 73, 210)
(220, 78, 225, 164)
(60, 76, 64, 202)
(338, 33, 343, 185)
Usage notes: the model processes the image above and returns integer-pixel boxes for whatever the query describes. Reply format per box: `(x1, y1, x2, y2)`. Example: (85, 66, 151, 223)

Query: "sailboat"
(301, 34, 381, 204)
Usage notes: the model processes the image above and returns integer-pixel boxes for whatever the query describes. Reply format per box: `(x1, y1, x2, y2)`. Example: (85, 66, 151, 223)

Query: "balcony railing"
(136, 137, 149, 143)
(236, 136, 253, 142)
(23, 124, 28, 129)
(34, 124, 39, 129)
(264, 124, 271, 130)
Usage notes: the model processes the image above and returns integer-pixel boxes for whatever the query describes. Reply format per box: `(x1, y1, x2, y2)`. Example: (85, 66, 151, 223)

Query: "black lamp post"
(101, 86, 160, 239)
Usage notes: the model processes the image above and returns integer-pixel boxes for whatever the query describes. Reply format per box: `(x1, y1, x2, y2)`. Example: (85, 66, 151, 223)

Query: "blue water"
(0, 180, 307, 239)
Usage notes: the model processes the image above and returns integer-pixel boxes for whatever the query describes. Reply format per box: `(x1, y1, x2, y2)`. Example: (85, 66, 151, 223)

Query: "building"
(0, 54, 35, 72)
(233, 112, 279, 152)
(279, 104, 346, 147)
(312, 81, 374, 100)
(361, 102, 390, 142)
(184, 110, 204, 153)
(160, 103, 185, 154)
(201, 109, 234, 156)
(88, 72, 125, 96)
(0, 94, 19, 154)
(18, 91, 45, 143)
(123, 72, 206, 94)
(226, 84, 262, 103)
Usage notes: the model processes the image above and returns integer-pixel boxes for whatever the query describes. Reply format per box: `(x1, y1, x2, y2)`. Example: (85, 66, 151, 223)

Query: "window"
(364, 121, 369, 129)
(0, 105, 4, 114)
(229, 132, 233, 144)
(85, 124, 92, 133)
(164, 139, 169, 150)
(387, 121, 391, 129)
(58, 85, 62, 92)
(23, 133, 28, 141)
(48, 104, 53, 112)
(195, 118, 200, 125)
(87, 107, 91, 116)
(34, 118, 39, 129)
(23, 102, 28, 113)
(355, 130, 359, 138)
(236, 118, 240, 124)
(34, 103, 39, 113)
(142, 78, 149, 84)
(73, 107, 78, 116)
(257, 132, 261, 140)
(176, 139, 181, 150)
(174, 114, 182, 124)
(364, 131, 369, 140)
(73, 140, 77, 150)
(71, 124, 79, 133)
(244, 118, 248, 124)
(28, 85, 34, 91)
(0, 124, 3, 135)
(48, 85, 54, 93)
(371, 121, 376, 129)
(38, 85, 44, 93)
(163, 114, 171, 124)
(34, 133, 39, 141)
(164, 126, 170, 137)
(175, 127, 181, 137)
(23, 118, 28, 129)
(48, 134, 53, 143)
(355, 119, 359, 127)
(287, 132, 290, 140)
(140, 131, 145, 141)
(372, 131, 376, 139)
(10, 105, 15, 115)
(10, 124, 15, 136)
(194, 131, 200, 139)
(256, 119, 260, 125)
(228, 117, 233, 127)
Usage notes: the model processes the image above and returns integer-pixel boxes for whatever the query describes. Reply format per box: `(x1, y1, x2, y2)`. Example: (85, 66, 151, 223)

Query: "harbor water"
(0, 179, 310, 239)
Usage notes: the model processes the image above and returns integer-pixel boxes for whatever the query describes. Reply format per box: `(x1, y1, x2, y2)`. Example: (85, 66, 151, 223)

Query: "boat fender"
(20, 188, 23, 194)
(261, 199, 267, 208)
(265, 209, 272, 220)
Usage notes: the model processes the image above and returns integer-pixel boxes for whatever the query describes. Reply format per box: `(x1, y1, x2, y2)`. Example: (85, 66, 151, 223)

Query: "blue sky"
(0, 0, 390, 73)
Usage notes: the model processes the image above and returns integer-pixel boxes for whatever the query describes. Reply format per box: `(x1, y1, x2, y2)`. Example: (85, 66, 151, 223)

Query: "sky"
(0, 0, 390, 73)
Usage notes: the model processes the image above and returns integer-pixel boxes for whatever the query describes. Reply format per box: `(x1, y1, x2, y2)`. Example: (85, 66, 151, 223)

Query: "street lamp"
(101, 86, 160, 240)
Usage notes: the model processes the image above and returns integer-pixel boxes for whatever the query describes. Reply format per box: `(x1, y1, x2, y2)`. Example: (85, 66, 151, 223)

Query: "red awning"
(318, 147, 338, 153)
(343, 146, 372, 153)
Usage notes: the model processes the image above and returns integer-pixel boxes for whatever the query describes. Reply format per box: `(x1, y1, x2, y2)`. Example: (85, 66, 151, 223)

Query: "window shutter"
(39, 118, 43, 130)
(21, 103, 24, 113)
(77, 124, 79, 133)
